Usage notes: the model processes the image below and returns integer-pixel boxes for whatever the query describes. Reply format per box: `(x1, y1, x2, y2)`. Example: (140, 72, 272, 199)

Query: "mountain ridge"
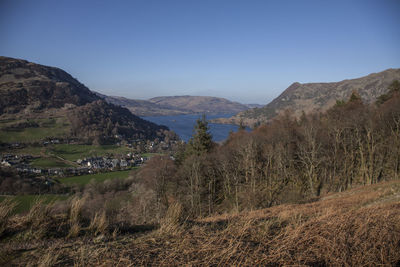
(213, 68, 400, 126)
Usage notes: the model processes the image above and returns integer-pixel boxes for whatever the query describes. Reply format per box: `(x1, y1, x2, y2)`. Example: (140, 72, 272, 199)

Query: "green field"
(0, 145, 44, 156)
(50, 144, 133, 161)
(0, 117, 70, 143)
(30, 157, 74, 168)
(0, 194, 69, 214)
(58, 169, 133, 185)
(7, 144, 134, 162)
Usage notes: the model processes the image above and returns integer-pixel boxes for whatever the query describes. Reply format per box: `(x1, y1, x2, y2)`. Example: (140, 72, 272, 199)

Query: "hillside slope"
(215, 68, 400, 126)
(0, 57, 169, 144)
(2, 180, 399, 266)
(0, 56, 99, 114)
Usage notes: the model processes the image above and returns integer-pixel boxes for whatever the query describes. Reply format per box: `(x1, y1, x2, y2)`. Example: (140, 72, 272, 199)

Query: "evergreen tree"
(186, 114, 213, 156)
(238, 119, 246, 131)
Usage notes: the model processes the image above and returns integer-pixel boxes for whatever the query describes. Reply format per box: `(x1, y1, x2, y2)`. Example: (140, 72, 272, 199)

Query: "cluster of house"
(0, 152, 150, 177)
(15, 166, 91, 177)
(42, 139, 61, 145)
(76, 153, 148, 170)
(1, 154, 43, 175)
(1, 154, 33, 167)
(0, 154, 66, 176)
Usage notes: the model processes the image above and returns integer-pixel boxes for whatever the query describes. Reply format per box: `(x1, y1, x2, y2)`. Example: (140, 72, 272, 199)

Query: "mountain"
(0, 56, 99, 114)
(97, 94, 251, 116)
(0, 56, 170, 144)
(148, 95, 249, 115)
(214, 68, 400, 126)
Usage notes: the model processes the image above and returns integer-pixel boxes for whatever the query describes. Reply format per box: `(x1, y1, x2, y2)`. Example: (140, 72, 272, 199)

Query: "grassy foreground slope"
(1, 180, 399, 266)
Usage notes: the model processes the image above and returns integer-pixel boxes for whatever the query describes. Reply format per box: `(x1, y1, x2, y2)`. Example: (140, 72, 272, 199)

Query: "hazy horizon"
(1, 0, 399, 104)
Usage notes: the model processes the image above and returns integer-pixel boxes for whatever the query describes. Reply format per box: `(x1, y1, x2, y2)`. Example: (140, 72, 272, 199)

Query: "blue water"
(143, 114, 244, 142)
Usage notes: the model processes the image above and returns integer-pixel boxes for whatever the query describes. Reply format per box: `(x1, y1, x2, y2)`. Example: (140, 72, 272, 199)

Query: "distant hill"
(97, 93, 252, 116)
(0, 56, 170, 144)
(95, 92, 189, 116)
(149, 95, 249, 115)
(214, 68, 400, 126)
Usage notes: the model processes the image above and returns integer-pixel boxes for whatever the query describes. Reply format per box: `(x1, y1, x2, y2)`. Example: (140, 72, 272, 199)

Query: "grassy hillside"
(0, 116, 70, 143)
(1, 180, 399, 266)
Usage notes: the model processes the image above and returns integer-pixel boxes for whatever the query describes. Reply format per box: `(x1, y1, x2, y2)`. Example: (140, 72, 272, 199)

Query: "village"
(0, 132, 181, 178)
(0, 152, 150, 178)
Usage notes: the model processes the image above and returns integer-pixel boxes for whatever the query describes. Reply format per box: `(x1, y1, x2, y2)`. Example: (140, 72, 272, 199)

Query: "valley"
(0, 56, 399, 266)
(0, 57, 181, 215)
(2, 1, 399, 265)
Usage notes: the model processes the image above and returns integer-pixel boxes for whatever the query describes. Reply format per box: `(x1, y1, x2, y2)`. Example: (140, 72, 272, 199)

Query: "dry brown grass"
(38, 245, 59, 267)
(2, 180, 400, 266)
(4, 199, 59, 241)
(0, 199, 17, 236)
(158, 202, 184, 235)
(68, 197, 86, 238)
(88, 210, 108, 236)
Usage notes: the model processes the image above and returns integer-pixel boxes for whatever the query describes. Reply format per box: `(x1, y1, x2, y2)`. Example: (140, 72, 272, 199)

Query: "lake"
(142, 114, 245, 142)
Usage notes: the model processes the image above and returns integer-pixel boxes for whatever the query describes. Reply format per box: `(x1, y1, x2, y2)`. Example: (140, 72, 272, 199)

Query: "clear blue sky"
(1, 0, 399, 104)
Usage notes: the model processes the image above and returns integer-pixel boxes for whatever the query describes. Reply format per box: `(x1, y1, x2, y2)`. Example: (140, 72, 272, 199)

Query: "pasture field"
(58, 169, 134, 185)
(30, 157, 74, 168)
(49, 144, 133, 161)
(0, 117, 70, 143)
